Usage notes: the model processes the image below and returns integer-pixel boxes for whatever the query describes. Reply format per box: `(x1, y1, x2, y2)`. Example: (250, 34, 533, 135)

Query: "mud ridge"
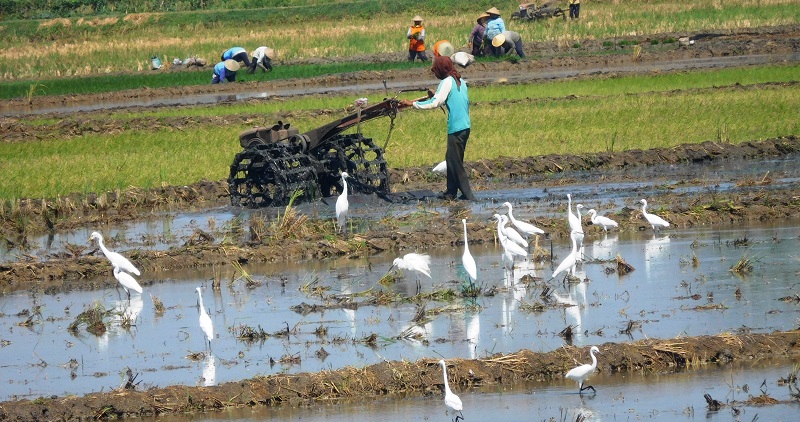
(1, 331, 797, 421)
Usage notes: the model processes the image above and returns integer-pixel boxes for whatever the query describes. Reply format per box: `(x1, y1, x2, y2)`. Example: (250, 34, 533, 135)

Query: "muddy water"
(155, 362, 799, 421)
(2, 153, 798, 264)
(1, 221, 798, 402)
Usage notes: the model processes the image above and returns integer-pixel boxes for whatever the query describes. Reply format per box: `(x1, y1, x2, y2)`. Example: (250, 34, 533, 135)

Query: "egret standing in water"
(389, 252, 432, 294)
(461, 219, 477, 282)
(335, 172, 350, 233)
(493, 214, 527, 273)
(551, 234, 578, 282)
(567, 195, 584, 260)
(640, 199, 670, 232)
(438, 359, 464, 422)
(587, 209, 619, 232)
(565, 345, 602, 394)
(566, 194, 583, 235)
(113, 266, 142, 300)
(501, 201, 545, 237)
(195, 287, 214, 352)
(90, 231, 141, 276)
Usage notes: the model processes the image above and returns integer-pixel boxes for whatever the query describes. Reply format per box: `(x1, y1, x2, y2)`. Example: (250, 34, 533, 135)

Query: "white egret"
(390, 252, 432, 294)
(438, 359, 464, 422)
(565, 346, 602, 394)
(461, 219, 477, 282)
(574, 204, 586, 261)
(551, 234, 578, 281)
(90, 231, 140, 276)
(113, 266, 142, 300)
(496, 213, 528, 248)
(432, 160, 447, 173)
(195, 287, 214, 352)
(501, 202, 545, 237)
(493, 214, 527, 272)
(335, 172, 350, 233)
(587, 209, 619, 232)
(567, 194, 583, 235)
(640, 199, 670, 232)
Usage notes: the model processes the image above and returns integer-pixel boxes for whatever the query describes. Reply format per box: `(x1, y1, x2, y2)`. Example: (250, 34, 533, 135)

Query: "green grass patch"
(2, 64, 798, 200)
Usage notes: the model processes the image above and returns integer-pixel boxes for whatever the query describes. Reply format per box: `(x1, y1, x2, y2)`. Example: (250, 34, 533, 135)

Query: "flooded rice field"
(1, 220, 798, 404)
(159, 362, 799, 421)
(1, 152, 799, 419)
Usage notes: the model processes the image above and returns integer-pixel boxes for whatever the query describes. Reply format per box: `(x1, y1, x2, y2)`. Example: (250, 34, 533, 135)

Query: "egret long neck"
(342, 177, 348, 196)
(590, 349, 598, 369)
(441, 363, 450, 391)
(462, 222, 469, 252)
(97, 237, 111, 258)
(197, 291, 205, 312)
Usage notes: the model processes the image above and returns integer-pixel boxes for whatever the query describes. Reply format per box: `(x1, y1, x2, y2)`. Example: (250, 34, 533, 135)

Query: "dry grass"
(1, 0, 798, 79)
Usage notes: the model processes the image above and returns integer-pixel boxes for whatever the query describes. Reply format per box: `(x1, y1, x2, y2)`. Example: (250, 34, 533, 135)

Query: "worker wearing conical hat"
(484, 7, 506, 56)
(492, 31, 525, 58)
(211, 59, 240, 84)
(470, 13, 490, 57)
(249, 46, 276, 73)
(407, 15, 429, 62)
(221, 47, 252, 69)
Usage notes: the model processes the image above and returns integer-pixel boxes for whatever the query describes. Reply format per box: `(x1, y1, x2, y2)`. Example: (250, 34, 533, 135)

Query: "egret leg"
(579, 385, 596, 394)
(416, 278, 421, 296)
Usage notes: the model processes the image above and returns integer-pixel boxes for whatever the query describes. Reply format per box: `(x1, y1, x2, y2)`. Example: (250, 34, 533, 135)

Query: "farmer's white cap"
(224, 59, 240, 71)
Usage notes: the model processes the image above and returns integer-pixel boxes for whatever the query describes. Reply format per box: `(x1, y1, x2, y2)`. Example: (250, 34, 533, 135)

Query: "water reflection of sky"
(1, 222, 798, 401)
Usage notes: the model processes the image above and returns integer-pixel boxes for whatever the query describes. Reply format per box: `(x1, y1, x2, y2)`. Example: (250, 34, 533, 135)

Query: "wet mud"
(1, 331, 797, 420)
(1, 24, 800, 420)
(2, 136, 799, 295)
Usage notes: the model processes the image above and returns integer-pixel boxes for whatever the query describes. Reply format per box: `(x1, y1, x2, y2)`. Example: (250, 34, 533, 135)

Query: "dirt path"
(3, 25, 800, 114)
(1, 331, 797, 420)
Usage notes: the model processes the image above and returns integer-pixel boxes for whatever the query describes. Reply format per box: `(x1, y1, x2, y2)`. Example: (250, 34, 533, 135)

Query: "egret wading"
(390, 252, 432, 294)
(493, 214, 527, 273)
(335, 172, 350, 233)
(587, 209, 619, 232)
(565, 345, 602, 394)
(567, 195, 584, 260)
(196, 287, 214, 352)
(461, 219, 477, 283)
(551, 234, 578, 282)
(439, 359, 464, 422)
(501, 201, 545, 237)
(90, 231, 141, 276)
(640, 199, 670, 232)
(113, 266, 142, 300)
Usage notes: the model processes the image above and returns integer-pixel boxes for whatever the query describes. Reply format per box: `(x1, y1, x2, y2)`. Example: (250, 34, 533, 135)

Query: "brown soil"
(1, 24, 800, 419)
(1, 331, 797, 420)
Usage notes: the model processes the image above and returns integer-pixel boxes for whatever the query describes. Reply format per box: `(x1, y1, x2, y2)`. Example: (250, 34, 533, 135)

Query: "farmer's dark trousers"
(570, 4, 580, 19)
(222, 51, 252, 68)
(445, 128, 475, 200)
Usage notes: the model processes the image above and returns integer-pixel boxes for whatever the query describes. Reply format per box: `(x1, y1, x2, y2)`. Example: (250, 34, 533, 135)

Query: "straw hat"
(224, 59, 240, 72)
(436, 41, 455, 57)
(477, 12, 490, 23)
(492, 33, 506, 47)
(412, 15, 423, 22)
(486, 7, 501, 15)
(264, 47, 276, 60)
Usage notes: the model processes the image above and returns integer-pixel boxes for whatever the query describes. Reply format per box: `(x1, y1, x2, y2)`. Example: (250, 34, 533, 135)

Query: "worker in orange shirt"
(406, 15, 429, 62)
